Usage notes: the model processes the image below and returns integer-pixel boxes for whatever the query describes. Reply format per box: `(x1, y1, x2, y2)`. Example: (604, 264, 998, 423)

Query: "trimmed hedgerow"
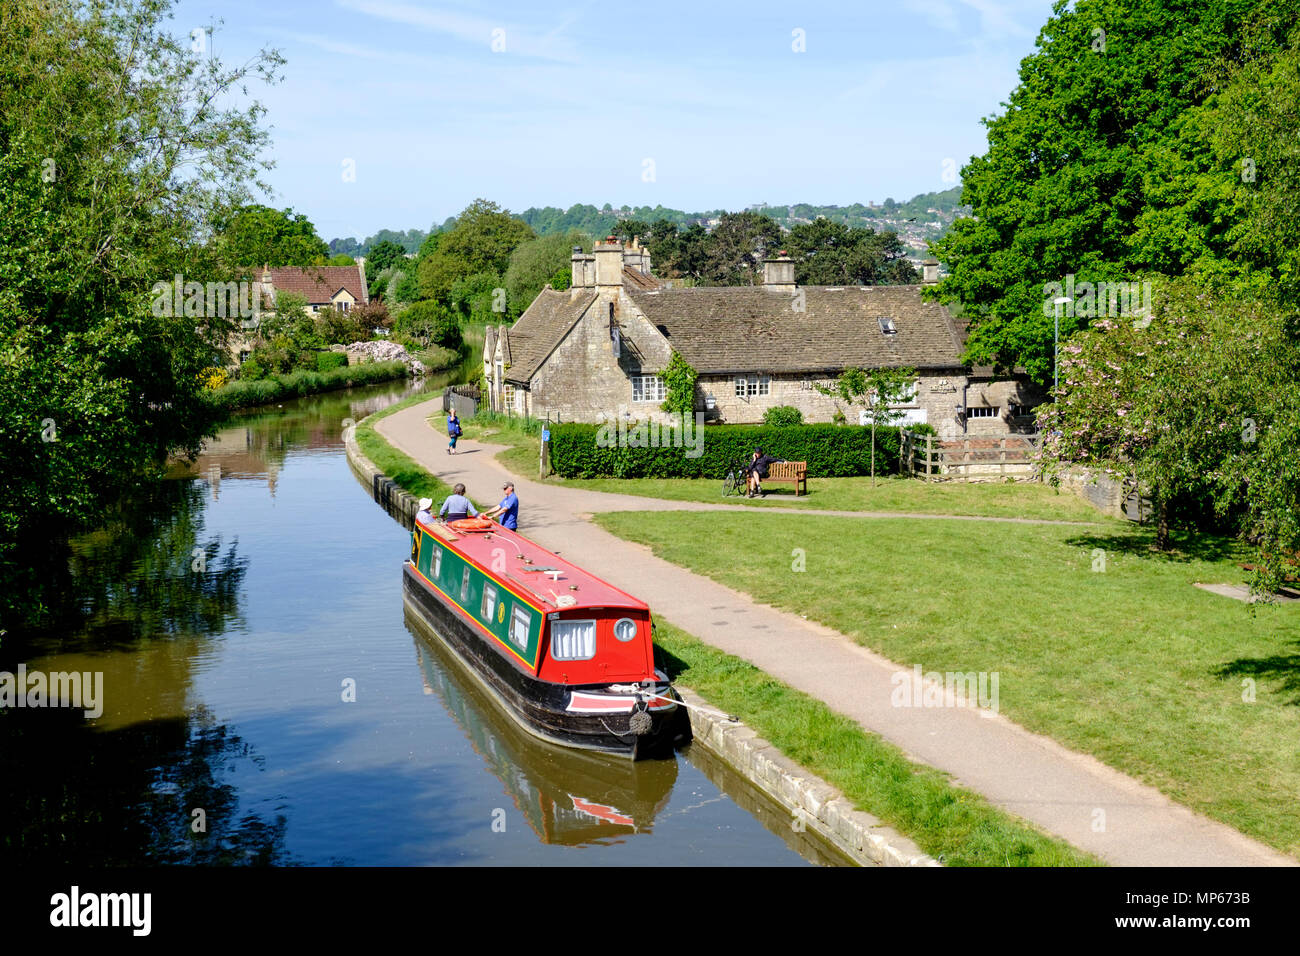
(549, 421, 936, 479)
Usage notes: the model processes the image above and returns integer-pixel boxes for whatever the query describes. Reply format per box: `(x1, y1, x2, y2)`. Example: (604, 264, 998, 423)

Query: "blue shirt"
(439, 494, 477, 518)
(447, 415, 460, 436)
(495, 492, 519, 530)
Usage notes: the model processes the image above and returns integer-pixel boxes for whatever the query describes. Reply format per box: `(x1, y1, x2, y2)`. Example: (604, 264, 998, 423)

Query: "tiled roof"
(264, 265, 368, 305)
(621, 266, 663, 291)
(504, 289, 596, 384)
(627, 284, 965, 374)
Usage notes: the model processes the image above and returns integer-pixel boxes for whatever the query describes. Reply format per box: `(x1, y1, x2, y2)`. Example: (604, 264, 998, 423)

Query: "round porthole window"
(614, 618, 637, 643)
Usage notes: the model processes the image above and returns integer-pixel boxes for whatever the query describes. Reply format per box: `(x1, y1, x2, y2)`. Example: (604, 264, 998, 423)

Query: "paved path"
(377, 400, 1294, 866)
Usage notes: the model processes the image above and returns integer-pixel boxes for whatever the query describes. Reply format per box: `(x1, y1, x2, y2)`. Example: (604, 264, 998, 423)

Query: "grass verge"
(597, 509, 1300, 858)
(354, 392, 453, 503)
(654, 620, 1098, 866)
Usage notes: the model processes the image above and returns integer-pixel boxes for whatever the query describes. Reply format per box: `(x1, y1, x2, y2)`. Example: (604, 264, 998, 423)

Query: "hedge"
(208, 360, 410, 413)
(549, 421, 936, 479)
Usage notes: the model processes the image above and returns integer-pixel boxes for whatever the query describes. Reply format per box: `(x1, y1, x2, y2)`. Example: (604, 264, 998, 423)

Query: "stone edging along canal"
(343, 422, 938, 868)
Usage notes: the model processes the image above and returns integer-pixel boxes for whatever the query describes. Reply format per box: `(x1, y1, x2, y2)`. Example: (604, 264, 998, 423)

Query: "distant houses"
(227, 263, 370, 363)
(484, 239, 1043, 439)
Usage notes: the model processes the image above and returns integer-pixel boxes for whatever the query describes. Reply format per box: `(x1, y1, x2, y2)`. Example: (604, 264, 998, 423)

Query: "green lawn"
(655, 621, 1097, 866)
(457, 417, 1108, 523)
(596, 510, 1300, 858)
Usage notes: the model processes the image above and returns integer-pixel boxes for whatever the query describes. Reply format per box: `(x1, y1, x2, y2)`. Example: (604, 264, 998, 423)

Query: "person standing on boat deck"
(415, 497, 435, 525)
(447, 408, 462, 455)
(438, 483, 478, 522)
(482, 481, 519, 531)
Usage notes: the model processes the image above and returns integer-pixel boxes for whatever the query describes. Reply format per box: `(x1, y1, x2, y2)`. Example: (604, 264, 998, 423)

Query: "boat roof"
(418, 519, 649, 615)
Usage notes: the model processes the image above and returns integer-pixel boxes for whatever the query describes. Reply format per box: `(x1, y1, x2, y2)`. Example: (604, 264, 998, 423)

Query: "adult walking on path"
(447, 408, 462, 455)
(373, 397, 1294, 867)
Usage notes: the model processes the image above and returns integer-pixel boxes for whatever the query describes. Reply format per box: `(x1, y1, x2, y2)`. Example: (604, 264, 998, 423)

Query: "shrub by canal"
(209, 360, 411, 413)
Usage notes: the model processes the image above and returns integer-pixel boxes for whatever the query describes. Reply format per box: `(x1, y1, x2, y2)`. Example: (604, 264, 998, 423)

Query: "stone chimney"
(593, 236, 624, 290)
(762, 251, 796, 293)
(570, 246, 595, 295)
(922, 259, 940, 285)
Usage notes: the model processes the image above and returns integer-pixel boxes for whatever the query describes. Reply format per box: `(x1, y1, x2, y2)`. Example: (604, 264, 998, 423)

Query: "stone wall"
(699, 370, 970, 437)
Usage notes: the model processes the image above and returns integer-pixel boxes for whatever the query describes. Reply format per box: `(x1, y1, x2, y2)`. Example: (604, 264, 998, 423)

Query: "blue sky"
(172, 0, 1055, 240)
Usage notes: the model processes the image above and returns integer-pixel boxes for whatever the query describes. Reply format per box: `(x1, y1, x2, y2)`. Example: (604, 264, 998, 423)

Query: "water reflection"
(407, 609, 677, 847)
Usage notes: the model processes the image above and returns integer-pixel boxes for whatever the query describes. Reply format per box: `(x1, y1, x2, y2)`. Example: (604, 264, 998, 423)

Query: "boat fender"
(628, 700, 653, 735)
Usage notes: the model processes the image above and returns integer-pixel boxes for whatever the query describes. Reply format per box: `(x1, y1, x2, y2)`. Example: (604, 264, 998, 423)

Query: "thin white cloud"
(335, 0, 582, 62)
(904, 0, 962, 33)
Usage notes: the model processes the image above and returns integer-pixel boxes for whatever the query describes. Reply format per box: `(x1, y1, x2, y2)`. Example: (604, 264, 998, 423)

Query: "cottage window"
(337, 301, 349, 312)
(631, 375, 665, 403)
(734, 375, 771, 398)
(891, 382, 919, 408)
(510, 604, 532, 651)
(967, 406, 999, 418)
(503, 384, 516, 408)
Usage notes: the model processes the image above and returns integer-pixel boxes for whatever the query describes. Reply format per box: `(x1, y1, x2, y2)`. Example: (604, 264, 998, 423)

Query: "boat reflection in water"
(406, 608, 676, 846)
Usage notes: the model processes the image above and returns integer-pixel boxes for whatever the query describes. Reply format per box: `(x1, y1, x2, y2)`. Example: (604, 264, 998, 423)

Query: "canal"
(0, 371, 843, 866)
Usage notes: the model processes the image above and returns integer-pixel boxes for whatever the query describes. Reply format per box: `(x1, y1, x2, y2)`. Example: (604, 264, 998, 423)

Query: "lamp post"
(1052, 296, 1072, 393)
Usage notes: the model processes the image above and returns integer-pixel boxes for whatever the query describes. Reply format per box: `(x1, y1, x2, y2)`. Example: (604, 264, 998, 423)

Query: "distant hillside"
(328, 187, 969, 258)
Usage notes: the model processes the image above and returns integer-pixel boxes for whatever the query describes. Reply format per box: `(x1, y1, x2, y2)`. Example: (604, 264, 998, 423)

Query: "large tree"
(0, 0, 282, 624)
(213, 204, 328, 268)
(928, 0, 1293, 384)
(703, 211, 783, 285)
(785, 219, 918, 285)
(416, 199, 535, 302)
(503, 230, 589, 317)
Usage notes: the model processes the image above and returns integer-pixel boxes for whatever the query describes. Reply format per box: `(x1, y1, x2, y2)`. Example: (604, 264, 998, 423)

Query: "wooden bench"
(764, 461, 808, 496)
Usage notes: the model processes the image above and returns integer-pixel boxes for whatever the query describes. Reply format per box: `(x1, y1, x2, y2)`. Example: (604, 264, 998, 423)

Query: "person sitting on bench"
(438, 483, 479, 523)
(746, 448, 781, 498)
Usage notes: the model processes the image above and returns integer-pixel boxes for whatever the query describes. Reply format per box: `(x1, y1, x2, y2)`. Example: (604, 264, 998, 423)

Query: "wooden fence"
(900, 430, 1041, 481)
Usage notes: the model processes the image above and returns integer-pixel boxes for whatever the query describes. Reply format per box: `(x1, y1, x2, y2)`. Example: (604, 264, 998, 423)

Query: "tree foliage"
(659, 352, 698, 416)
(785, 219, 918, 285)
(927, 0, 1296, 384)
(416, 198, 535, 302)
(503, 230, 589, 318)
(213, 204, 328, 268)
(0, 0, 283, 624)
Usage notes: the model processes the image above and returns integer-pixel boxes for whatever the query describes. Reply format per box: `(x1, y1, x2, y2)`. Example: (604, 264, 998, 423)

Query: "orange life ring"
(449, 517, 495, 532)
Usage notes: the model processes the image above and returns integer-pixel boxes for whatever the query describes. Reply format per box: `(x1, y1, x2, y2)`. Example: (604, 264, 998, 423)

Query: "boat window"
(613, 618, 638, 643)
(433, 546, 441, 579)
(460, 566, 471, 603)
(550, 619, 596, 661)
(510, 604, 531, 650)
(481, 583, 497, 623)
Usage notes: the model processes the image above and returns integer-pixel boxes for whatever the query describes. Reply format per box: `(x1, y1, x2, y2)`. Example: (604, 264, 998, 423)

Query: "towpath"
(376, 398, 1293, 867)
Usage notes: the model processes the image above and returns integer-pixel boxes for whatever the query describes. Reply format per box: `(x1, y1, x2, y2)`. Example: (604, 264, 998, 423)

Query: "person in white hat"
(415, 497, 434, 525)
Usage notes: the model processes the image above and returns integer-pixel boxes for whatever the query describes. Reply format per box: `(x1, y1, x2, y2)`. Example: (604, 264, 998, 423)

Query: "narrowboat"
(402, 515, 689, 760)
(407, 625, 678, 843)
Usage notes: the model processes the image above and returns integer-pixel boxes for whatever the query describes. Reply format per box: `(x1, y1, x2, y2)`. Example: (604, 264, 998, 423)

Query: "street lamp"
(1052, 296, 1072, 393)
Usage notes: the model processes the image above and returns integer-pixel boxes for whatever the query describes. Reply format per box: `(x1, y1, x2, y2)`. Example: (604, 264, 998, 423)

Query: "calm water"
(0, 373, 838, 866)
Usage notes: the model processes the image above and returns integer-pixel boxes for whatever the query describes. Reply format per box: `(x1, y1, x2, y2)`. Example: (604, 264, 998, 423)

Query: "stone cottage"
(484, 239, 1042, 439)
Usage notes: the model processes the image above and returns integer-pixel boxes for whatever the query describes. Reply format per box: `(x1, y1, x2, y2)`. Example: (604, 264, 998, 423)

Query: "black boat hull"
(402, 562, 689, 759)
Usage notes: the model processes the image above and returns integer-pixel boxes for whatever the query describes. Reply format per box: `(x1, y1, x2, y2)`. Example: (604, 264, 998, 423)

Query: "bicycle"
(721, 457, 749, 497)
